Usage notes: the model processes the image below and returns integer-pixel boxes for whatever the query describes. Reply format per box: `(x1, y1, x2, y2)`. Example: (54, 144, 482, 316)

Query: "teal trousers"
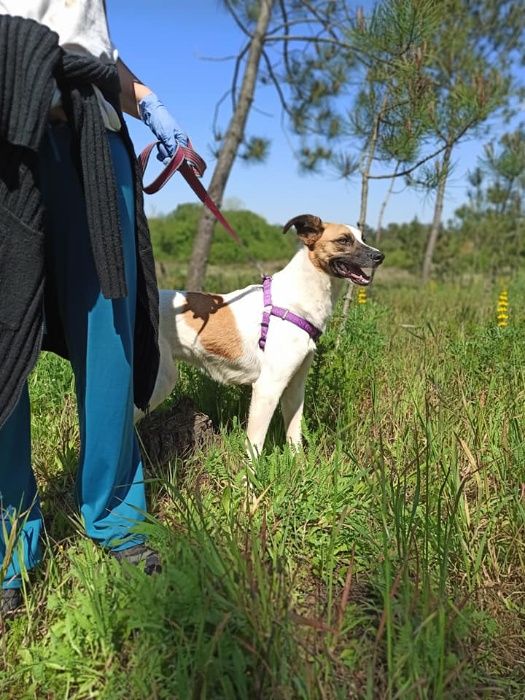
(1, 125, 147, 589)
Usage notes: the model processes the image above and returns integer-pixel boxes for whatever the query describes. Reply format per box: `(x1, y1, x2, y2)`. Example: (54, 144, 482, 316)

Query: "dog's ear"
(283, 215, 324, 247)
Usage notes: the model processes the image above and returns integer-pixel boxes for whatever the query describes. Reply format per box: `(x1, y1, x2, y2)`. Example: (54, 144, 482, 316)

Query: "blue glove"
(138, 92, 189, 163)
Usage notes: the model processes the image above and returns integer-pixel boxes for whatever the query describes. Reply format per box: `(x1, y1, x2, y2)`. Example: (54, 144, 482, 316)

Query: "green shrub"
(149, 204, 296, 264)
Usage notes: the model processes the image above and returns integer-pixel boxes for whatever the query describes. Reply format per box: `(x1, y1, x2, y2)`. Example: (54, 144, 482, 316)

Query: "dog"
(135, 214, 384, 455)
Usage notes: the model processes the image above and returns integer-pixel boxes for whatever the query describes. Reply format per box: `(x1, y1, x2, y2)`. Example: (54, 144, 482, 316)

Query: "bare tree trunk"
(421, 144, 452, 283)
(342, 103, 383, 315)
(186, 0, 275, 290)
(375, 163, 398, 244)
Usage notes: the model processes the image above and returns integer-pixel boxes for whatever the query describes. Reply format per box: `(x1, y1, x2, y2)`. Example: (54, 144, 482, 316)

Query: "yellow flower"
(496, 289, 510, 327)
(357, 288, 367, 304)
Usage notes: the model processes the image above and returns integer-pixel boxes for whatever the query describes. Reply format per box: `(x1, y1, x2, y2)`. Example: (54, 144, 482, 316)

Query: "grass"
(1, 266, 524, 699)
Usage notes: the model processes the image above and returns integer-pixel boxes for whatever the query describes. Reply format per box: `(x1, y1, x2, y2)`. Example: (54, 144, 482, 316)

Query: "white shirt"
(0, 0, 117, 62)
(0, 0, 121, 130)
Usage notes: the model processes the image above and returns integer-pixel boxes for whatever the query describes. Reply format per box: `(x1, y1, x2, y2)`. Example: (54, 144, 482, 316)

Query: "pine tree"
(419, 0, 524, 282)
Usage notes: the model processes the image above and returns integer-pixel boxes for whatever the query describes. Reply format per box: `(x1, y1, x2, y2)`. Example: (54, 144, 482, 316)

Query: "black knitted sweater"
(0, 15, 159, 428)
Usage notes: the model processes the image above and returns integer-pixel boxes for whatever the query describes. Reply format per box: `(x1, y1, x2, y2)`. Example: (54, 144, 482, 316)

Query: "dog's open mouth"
(330, 259, 371, 285)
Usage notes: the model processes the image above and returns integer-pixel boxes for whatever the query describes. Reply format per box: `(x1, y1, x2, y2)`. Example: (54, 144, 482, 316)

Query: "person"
(0, 1, 188, 615)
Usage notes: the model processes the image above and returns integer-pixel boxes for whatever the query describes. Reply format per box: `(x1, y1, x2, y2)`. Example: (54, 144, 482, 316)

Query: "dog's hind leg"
(246, 380, 281, 457)
(280, 353, 313, 448)
(133, 336, 178, 424)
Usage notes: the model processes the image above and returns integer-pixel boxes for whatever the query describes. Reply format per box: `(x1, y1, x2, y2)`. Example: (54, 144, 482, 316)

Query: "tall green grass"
(1, 272, 524, 698)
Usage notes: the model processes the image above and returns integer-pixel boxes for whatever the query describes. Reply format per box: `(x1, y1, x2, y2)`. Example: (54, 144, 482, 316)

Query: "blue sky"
(106, 0, 512, 229)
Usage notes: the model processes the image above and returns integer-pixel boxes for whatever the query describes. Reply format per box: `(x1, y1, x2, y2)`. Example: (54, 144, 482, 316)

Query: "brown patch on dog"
(180, 292, 243, 360)
(307, 223, 360, 272)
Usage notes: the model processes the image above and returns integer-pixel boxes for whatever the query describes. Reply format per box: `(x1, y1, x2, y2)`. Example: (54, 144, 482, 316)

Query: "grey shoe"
(110, 544, 162, 575)
(1, 588, 22, 616)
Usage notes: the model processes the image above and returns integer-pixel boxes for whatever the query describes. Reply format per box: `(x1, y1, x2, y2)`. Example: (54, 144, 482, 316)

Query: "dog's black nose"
(372, 250, 385, 265)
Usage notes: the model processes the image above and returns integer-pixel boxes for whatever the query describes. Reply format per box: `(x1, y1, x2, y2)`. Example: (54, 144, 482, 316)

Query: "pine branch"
(369, 115, 481, 180)
(261, 49, 294, 118)
(230, 42, 251, 113)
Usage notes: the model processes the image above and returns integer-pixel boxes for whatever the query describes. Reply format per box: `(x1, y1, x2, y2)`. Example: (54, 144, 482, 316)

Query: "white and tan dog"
(136, 214, 384, 454)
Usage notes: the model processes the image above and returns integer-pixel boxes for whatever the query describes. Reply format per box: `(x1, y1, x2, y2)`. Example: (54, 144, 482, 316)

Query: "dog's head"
(283, 214, 384, 286)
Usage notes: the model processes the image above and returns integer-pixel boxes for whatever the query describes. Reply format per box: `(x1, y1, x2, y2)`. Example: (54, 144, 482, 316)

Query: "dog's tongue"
(339, 262, 370, 285)
(348, 268, 370, 285)
(332, 259, 371, 285)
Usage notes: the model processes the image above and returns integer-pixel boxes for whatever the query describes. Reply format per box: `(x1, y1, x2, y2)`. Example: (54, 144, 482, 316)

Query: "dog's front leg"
(280, 353, 313, 448)
(247, 348, 309, 456)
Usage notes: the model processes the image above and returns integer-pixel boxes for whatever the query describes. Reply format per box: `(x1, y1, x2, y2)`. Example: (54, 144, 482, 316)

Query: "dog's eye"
(337, 236, 352, 244)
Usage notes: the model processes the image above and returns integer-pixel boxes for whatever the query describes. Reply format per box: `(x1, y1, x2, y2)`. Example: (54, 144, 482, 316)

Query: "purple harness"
(258, 276, 322, 350)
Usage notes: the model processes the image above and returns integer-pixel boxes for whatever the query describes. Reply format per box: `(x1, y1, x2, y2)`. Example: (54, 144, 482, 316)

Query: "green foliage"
(239, 135, 271, 163)
(148, 203, 296, 264)
(482, 130, 525, 215)
(305, 300, 387, 430)
(373, 123, 525, 276)
(376, 218, 430, 271)
(146, 183, 524, 284)
(287, 0, 441, 177)
(448, 128, 525, 276)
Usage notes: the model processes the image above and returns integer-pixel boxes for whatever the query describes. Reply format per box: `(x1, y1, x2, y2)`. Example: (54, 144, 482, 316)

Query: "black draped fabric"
(0, 15, 159, 429)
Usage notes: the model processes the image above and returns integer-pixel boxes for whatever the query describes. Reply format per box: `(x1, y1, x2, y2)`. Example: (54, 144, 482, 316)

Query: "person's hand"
(138, 92, 189, 163)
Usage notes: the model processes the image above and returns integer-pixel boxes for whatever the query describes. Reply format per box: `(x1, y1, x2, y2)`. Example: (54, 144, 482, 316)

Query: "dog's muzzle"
(329, 250, 384, 285)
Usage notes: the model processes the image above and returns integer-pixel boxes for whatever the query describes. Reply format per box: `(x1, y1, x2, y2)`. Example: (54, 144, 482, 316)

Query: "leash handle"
(137, 141, 242, 245)
(138, 140, 206, 194)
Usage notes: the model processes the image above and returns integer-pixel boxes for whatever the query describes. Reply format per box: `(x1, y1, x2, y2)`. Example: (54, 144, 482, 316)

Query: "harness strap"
(259, 276, 322, 350)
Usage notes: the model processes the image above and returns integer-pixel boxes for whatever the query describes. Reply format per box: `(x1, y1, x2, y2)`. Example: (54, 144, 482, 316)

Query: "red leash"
(137, 141, 242, 245)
